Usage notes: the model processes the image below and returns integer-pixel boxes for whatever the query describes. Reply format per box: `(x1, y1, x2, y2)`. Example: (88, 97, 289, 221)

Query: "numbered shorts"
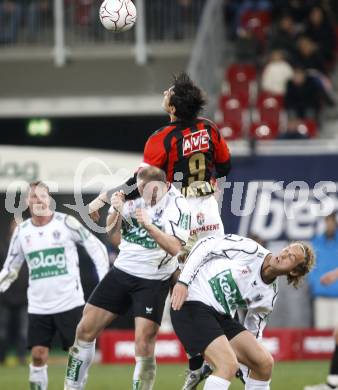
(171, 301, 246, 357)
(189, 195, 224, 240)
(27, 305, 83, 351)
(88, 266, 170, 325)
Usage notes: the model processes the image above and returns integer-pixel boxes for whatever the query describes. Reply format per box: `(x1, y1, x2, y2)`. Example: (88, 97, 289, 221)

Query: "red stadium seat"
(227, 64, 257, 84)
(250, 122, 278, 140)
(257, 94, 283, 126)
(226, 64, 257, 107)
(218, 96, 244, 129)
(240, 10, 272, 43)
(296, 119, 318, 138)
(257, 92, 284, 108)
(218, 121, 242, 140)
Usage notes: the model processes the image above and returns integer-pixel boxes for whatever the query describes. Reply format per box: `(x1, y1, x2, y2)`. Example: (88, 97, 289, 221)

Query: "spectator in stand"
(268, 14, 299, 58)
(305, 212, 338, 390)
(0, 218, 28, 366)
(305, 5, 336, 63)
(261, 50, 294, 95)
(294, 35, 326, 74)
(26, 0, 52, 41)
(272, 0, 314, 23)
(285, 67, 322, 119)
(0, 0, 22, 44)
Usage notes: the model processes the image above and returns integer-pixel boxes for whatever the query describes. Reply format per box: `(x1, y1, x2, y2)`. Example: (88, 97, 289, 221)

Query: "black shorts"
(88, 266, 170, 325)
(171, 301, 246, 357)
(28, 305, 83, 351)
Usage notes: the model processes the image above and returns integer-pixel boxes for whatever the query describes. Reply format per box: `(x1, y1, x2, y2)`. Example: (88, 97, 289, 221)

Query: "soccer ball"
(99, 0, 137, 32)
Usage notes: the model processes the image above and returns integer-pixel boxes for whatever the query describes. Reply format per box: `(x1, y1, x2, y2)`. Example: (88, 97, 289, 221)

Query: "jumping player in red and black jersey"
(89, 72, 231, 231)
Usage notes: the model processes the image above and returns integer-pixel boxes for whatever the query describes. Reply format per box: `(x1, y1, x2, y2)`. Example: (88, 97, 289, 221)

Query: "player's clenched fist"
(110, 191, 125, 214)
(135, 208, 152, 229)
(171, 282, 188, 311)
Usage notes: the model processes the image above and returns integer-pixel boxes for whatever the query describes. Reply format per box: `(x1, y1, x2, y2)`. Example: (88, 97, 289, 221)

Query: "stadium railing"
(0, 0, 204, 64)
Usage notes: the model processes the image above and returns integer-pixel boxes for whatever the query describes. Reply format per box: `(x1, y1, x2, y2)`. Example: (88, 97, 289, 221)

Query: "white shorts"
(188, 195, 224, 241)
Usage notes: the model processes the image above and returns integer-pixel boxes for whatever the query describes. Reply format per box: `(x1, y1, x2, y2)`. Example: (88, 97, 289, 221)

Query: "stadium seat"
(218, 95, 244, 129)
(296, 119, 318, 138)
(250, 122, 278, 140)
(256, 93, 283, 127)
(226, 64, 257, 107)
(218, 121, 242, 140)
(240, 10, 272, 43)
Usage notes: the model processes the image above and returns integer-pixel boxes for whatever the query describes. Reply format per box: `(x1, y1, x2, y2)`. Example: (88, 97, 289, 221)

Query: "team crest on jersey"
(196, 212, 205, 226)
(53, 230, 61, 240)
(25, 235, 31, 245)
(182, 129, 210, 156)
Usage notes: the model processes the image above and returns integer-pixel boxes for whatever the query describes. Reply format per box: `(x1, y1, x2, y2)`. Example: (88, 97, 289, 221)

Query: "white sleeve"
(164, 196, 191, 245)
(65, 215, 109, 281)
(178, 236, 217, 286)
(0, 226, 25, 291)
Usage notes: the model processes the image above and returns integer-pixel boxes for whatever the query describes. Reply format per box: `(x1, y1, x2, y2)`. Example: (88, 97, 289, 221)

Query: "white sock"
(245, 377, 271, 390)
(132, 356, 156, 390)
(29, 364, 48, 390)
(203, 375, 231, 389)
(64, 339, 96, 389)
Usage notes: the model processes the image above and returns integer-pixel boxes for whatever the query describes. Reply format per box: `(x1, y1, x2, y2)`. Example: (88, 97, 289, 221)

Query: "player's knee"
(76, 319, 96, 342)
(31, 347, 48, 366)
(254, 351, 274, 379)
(135, 328, 157, 355)
(214, 356, 239, 379)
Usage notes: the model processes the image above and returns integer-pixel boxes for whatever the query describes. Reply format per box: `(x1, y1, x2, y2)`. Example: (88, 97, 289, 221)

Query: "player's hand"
(89, 210, 100, 223)
(88, 192, 109, 222)
(135, 208, 152, 229)
(171, 282, 188, 311)
(0, 269, 17, 293)
(320, 270, 338, 285)
(110, 192, 125, 214)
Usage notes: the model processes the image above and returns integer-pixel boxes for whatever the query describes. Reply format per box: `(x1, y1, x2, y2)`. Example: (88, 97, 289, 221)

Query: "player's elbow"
(215, 160, 231, 178)
(167, 238, 183, 257)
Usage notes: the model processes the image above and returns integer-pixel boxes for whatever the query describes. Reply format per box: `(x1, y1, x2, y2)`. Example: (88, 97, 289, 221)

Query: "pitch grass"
(0, 361, 330, 389)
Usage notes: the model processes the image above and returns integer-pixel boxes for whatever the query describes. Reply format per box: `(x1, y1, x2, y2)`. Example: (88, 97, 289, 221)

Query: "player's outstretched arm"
(0, 226, 25, 293)
(65, 215, 109, 280)
(88, 173, 139, 222)
(320, 268, 338, 285)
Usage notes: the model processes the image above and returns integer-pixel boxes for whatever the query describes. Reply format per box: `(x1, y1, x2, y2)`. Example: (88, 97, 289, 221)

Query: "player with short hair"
(171, 234, 315, 390)
(0, 181, 109, 390)
(64, 166, 191, 390)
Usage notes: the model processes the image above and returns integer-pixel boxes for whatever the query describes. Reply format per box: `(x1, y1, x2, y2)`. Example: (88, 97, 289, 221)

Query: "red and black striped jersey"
(142, 117, 231, 196)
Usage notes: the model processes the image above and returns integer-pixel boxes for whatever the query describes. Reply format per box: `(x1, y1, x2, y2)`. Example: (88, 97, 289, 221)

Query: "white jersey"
(2, 212, 109, 315)
(179, 234, 277, 339)
(114, 186, 190, 280)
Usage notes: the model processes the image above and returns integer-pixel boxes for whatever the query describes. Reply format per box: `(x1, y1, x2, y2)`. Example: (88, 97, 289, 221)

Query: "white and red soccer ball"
(99, 0, 137, 32)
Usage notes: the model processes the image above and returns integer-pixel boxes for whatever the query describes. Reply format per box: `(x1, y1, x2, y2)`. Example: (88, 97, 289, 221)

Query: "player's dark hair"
(170, 72, 206, 121)
(137, 166, 167, 184)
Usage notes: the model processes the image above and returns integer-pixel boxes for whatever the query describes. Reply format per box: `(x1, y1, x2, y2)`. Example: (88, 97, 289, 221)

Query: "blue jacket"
(308, 232, 338, 297)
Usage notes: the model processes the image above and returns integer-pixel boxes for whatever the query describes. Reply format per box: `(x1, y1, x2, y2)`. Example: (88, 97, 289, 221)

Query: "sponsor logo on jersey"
(190, 223, 220, 236)
(209, 269, 247, 314)
(27, 247, 68, 280)
(66, 355, 83, 382)
(182, 130, 210, 156)
(196, 212, 205, 226)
